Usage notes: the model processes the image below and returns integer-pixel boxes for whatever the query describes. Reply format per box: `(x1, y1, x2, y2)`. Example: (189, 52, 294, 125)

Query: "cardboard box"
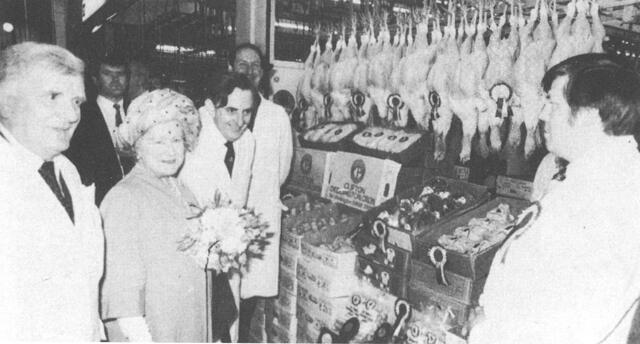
(409, 259, 487, 305)
(279, 268, 297, 295)
(360, 176, 490, 253)
(324, 152, 402, 211)
(353, 227, 411, 276)
(296, 306, 327, 344)
(274, 290, 296, 315)
(296, 284, 350, 322)
(356, 256, 408, 298)
(496, 175, 533, 201)
(265, 302, 297, 334)
(279, 245, 298, 274)
(403, 312, 448, 344)
(345, 129, 430, 167)
(407, 282, 472, 327)
(413, 196, 531, 279)
(299, 214, 361, 271)
(297, 256, 359, 297)
(287, 147, 334, 197)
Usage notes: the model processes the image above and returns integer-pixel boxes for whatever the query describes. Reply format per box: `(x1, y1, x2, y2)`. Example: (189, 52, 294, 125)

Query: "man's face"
(213, 88, 253, 142)
(233, 48, 263, 89)
(539, 76, 577, 160)
(4, 67, 85, 160)
(95, 64, 127, 101)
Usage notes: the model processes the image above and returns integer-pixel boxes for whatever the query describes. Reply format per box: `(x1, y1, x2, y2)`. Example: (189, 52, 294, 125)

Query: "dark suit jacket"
(65, 99, 134, 206)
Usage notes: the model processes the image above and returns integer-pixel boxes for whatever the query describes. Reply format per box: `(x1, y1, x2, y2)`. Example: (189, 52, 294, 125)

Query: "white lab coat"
(470, 136, 640, 344)
(0, 128, 104, 341)
(242, 97, 293, 298)
(179, 110, 255, 342)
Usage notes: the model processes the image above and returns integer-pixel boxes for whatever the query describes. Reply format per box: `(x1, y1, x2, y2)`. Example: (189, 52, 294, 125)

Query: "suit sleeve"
(100, 186, 146, 320)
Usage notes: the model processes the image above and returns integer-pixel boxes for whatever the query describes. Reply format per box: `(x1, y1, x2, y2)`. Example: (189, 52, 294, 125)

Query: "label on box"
(297, 257, 357, 297)
(496, 175, 532, 200)
(453, 165, 470, 181)
(300, 241, 357, 270)
(325, 152, 401, 211)
(297, 285, 348, 321)
(289, 147, 333, 196)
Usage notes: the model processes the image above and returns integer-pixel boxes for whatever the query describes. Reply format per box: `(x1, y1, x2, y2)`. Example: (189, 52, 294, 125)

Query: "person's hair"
(229, 42, 273, 97)
(90, 52, 128, 77)
(209, 72, 260, 110)
(0, 42, 84, 91)
(541, 53, 640, 137)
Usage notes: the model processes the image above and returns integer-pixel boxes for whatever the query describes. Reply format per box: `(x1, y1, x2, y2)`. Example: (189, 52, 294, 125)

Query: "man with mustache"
(66, 53, 134, 205)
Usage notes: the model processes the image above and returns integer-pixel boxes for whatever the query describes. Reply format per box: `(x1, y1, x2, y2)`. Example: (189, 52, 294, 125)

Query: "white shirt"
(470, 136, 640, 344)
(96, 95, 125, 145)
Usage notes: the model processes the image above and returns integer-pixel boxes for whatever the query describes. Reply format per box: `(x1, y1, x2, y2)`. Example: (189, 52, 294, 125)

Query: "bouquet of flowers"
(177, 193, 270, 273)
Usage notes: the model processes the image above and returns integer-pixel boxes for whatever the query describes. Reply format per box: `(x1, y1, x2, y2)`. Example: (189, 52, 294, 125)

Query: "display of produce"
(352, 127, 423, 153)
(437, 203, 515, 255)
(301, 122, 360, 144)
(366, 177, 489, 252)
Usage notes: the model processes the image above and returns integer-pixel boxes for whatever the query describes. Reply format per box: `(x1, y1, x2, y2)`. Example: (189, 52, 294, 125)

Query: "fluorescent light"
(2, 22, 14, 33)
(275, 21, 311, 31)
(91, 24, 103, 33)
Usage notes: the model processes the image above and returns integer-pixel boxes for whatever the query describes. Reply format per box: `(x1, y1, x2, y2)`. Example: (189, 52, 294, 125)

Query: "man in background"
(127, 59, 152, 101)
(0, 42, 104, 340)
(180, 72, 257, 342)
(65, 53, 134, 205)
(230, 43, 293, 343)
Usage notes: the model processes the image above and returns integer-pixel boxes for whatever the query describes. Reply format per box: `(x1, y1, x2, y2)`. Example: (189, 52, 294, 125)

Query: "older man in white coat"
(230, 43, 294, 342)
(180, 72, 257, 342)
(0, 42, 104, 340)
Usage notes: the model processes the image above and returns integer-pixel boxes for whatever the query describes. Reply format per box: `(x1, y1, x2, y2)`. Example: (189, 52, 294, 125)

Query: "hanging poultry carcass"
(388, 15, 412, 128)
(309, 31, 335, 125)
(295, 34, 321, 131)
(352, 19, 375, 125)
(400, 7, 440, 131)
(329, 23, 359, 122)
(450, 7, 490, 163)
(473, 5, 495, 159)
(511, 0, 556, 157)
(368, 11, 396, 124)
(480, 2, 518, 154)
(426, 4, 460, 161)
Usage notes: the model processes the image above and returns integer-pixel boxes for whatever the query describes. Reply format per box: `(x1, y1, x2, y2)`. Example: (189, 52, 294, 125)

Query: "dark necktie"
(39, 161, 74, 223)
(114, 103, 123, 127)
(224, 141, 235, 176)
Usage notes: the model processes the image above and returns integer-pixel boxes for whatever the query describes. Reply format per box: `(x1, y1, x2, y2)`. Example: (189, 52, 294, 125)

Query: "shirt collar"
(0, 122, 46, 171)
(203, 110, 230, 147)
(97, 95, 124, 110)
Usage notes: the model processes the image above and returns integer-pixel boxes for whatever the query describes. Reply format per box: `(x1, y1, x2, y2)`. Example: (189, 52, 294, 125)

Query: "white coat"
(179, 110, 255, 342)
(0, 128, 104, 341)
(241, 97, 293, 298)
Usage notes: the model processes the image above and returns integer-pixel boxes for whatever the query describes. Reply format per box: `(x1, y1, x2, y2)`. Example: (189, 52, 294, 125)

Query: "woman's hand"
(117, 316, 152, 342)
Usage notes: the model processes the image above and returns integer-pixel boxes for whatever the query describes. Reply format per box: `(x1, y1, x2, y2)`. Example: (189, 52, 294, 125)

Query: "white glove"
(117, 316, 152, 342)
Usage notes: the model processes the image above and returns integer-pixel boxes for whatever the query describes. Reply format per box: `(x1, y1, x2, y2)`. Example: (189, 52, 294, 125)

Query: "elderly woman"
(100, 89, 205, 342)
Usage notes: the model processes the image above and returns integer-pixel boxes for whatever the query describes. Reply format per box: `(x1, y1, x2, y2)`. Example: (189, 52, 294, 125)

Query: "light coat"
(242, 97, 293, 298)
(0, 129, 104, 341)
(179, 111, 255, 342)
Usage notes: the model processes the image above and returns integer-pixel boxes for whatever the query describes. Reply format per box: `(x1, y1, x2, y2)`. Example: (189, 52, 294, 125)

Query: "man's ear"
(227, 64, 233, 72)
(91, 75, 98, 87)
